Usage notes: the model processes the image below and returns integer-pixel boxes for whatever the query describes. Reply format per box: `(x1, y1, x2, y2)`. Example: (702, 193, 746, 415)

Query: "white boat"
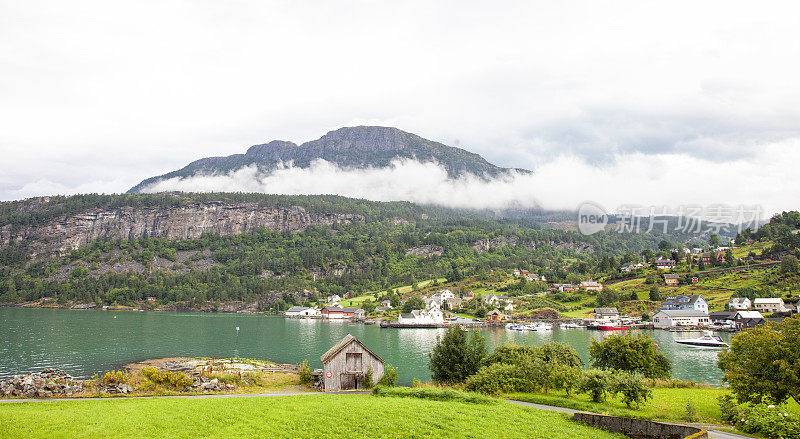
(532, 322, 552, 331)
(675, 331, 729, 348)
(560, 323, 582, 329)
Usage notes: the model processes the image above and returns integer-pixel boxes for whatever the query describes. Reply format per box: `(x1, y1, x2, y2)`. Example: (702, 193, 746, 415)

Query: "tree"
(589, 334, 671, 379)
(658, 240, 672, 252)
(648, 285, 660, 302)
(709, 234, 721, 247)
(718, 316, 800, 405)
(429, 326, 487, 383)
(402, 296, 425, 313)
(781, 255, 800, 275)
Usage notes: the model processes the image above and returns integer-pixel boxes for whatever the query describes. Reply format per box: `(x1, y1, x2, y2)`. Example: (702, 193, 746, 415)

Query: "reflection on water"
(0, 308, 729, 385)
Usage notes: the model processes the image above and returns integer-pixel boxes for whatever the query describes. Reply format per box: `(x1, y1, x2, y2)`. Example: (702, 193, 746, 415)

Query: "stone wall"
(572, 413, 707, 439)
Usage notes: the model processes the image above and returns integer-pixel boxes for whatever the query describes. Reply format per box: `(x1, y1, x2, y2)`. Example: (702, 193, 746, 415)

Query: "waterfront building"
(321, 334, 384, 392)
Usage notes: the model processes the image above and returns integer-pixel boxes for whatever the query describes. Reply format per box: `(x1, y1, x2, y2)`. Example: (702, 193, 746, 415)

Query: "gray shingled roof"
(320, 334, 384, 364)
(655, 310, 708, 317)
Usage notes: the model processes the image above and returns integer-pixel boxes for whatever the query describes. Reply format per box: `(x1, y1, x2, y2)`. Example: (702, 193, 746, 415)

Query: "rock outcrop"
(0, 369, 83, 398)
(405, 245, 444, 257)
(1, 201, 364, 257)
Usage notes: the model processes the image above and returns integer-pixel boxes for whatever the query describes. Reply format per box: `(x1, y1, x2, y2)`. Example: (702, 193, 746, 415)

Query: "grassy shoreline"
(0, 394, 624, 438)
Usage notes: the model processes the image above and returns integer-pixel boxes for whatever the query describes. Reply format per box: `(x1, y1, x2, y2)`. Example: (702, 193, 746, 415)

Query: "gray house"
(320, 334, 385, 392)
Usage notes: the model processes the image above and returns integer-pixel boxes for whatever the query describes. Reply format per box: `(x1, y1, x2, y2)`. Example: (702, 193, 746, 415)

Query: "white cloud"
(1, 0, 799, 211)
(141, 136, 800, 216)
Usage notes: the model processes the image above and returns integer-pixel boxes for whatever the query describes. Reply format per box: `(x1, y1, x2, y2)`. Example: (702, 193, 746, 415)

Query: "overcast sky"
(1, 1, 799, 214)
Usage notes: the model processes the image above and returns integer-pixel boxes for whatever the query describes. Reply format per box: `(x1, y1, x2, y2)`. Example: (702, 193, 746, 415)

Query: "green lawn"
(506, 387, 800, 425)
(0, 394, 623, 438)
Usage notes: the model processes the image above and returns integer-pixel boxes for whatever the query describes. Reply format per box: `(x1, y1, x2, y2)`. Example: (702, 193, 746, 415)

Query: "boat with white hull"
(675, 331, 729, 348)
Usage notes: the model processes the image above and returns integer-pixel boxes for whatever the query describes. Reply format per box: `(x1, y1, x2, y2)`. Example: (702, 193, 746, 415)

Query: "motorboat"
(675, 331, 729, 348)
(560, 323, 583, 329)
(595, 319, 629, 330)
(532, 322, 552, 331)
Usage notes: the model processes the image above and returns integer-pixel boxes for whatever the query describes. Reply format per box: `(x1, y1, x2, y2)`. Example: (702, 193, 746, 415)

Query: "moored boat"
(675, 331, 729, 348)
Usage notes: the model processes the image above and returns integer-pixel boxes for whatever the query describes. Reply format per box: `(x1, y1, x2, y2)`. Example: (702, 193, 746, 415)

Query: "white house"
(483, 294, 499, 305)
(728, 297, 751, 311)
(398, 301, 444, 324)
(284, 306, 320, 317)
(661, 295, 708, 313)
(652, 310, 710, 328)
(504, 301, 515, 312)
(327, 295, 342, 304)
(753, 298, 786, 314)
(437, 289, 455, 301)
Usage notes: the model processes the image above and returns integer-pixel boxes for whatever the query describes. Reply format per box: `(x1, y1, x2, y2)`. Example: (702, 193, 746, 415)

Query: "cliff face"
(0, 202, 363, 257)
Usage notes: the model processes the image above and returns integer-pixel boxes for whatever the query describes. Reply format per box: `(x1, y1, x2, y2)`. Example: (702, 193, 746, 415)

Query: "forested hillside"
(0, 193, 745, 309)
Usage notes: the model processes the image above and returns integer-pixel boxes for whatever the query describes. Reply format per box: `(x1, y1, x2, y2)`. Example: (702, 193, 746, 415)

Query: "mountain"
(128, 126, 528, 193)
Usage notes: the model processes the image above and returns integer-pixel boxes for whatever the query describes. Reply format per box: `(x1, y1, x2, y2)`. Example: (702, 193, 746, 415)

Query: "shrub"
(298, 360, 312, 385)
(734, 403, 800, 439)
(141, 367, 193, 389)
(100, 370, 127, 386)
(209, 373, 241, 385)
(580, 369, 613, 402)
(378, 364, 398, 387)
(482, 344, 537, 367)
(371, 385, 496, 404)
(718, 394, 739, 424)
(683, 400, 698, 422)
(609, 372, 652, 408)
(365, 366, 374, 389)
(464, 363, 535, 395)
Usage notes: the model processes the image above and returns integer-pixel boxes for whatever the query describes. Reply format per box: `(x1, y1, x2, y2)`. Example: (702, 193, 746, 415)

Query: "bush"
(718, 394, 739, 424)
(580, 369, 613, 402)
(609, 371, 651, 408)
(298, 360, 312, 385)
(734, 403, 800, 439)
(482, 344, 537, 367)
(683, 400, 698, 422)
(371, 385, 496, 404)
(100, 370, 127, 386)
(141, 367, 193, 389)
(378, 364, 398, 387)
(365, 366, 374, 389)
(464, 363, 535, 395)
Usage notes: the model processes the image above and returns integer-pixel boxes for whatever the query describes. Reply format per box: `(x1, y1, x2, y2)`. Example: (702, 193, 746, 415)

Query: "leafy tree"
(402, 296, 425, 313)
(429, 326, 486, 383)
(718, 316, 800, 405)
(611, 371, 653, 408)
(709, 234, 721, 247)
(580, 369, 613, 402)
(649, 286, 660, 301)
(781, 255, 800, 275)
(589, 334, 671, 379)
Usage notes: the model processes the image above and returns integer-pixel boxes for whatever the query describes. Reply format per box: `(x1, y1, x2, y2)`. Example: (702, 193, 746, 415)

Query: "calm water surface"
(0, 308, 730, 385)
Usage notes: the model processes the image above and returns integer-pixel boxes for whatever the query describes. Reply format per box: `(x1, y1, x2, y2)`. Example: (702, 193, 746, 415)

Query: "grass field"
(0, 394, 623, 438)
(506, 387, 800, 425)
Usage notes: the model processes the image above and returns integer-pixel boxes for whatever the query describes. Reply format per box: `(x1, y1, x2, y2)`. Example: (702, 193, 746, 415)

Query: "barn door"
(346, 353, 362, 372)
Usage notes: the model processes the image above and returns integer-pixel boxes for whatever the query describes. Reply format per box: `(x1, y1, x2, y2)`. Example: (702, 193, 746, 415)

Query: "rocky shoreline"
(1, 358, 302, 399)
(0, 369, 83, 398)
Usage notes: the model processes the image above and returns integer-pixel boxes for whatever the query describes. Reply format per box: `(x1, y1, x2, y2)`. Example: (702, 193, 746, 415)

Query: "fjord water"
(0, 307, 730, 385)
